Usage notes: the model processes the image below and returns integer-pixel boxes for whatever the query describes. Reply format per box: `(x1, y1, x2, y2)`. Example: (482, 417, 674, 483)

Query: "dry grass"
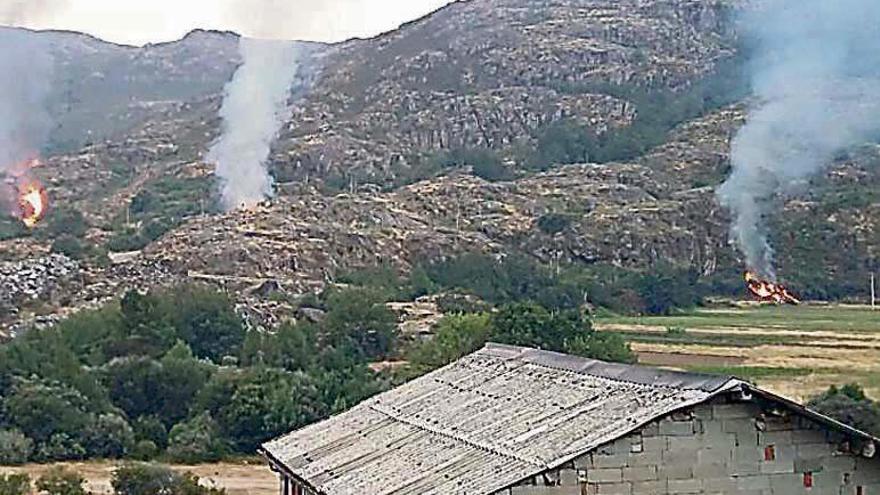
(0, 461, 277, 495)
(599, 305, 880, 401)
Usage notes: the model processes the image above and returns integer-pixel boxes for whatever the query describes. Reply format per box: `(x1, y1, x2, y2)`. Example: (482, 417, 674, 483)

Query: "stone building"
(261, 343, 880, 495)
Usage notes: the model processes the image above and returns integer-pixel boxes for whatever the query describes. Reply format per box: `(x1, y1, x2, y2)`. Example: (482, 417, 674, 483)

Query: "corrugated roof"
(261, 343, 742, 495)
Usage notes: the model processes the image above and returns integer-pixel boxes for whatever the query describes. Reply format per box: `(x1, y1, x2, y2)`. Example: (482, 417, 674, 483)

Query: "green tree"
(35, 467, 88, 495)
(116, 291, 176, 357)
(3, 379, 93, 446)
(197, 368, 326, 453)
(635, 263, 700, 315)
(0, 429, 34, 465)
(807, 384, 880, 436)
(323, 288, 399, 361)
(166, 413, 226, 463)
(408, 314, 492, 372)
(102, 346, 212, 427)
(165, 286, 245, 363)
(83, 413, 135, 459)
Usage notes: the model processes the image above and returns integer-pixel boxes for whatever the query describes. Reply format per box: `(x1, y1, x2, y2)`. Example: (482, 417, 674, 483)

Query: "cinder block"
(510, 486, 582, 495)
(767, 472, 802, 490)
(659, 420, 695, 437)
(722, 418, 757, 435)
(574, 454, 592, 470)
(666, 478, 701, 494)
(758, 430, 792, 445)
(622, 466, 657, 482)
(796, 442, 831, 458)
(735, 474, 771, 491)
(558, 468, 578, 486)
(697, 446, 733, 465)
(793, 456, 824, 473)
(627, 450, 661, 467)
(630, 480, 665, 494)
(763, 416, 795, 432)
(729, 459, 761, 476)
(712, 403, 754, 419)
(667, 436, 703, 451)
(587, 468, 623, 484)
(692, 462, 727, 479)
(593, 454, 631, 469)
(640, 422, 660, 437)
(594, 482, 631, 495)
(823, 454, 856, 472)
(692, 404, 713, 420)
(661, 448, 698, 466)
(735, 431, 760, 448)
(659, 464, 693, 481)
(759, 459, 795, 474)
(791, 428, 826, 444)
(641, 436, 664, 452)
(702, 477, 737, 493)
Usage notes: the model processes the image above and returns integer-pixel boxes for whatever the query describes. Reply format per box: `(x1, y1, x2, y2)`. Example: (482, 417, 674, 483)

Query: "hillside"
(1, 0, 878, 336)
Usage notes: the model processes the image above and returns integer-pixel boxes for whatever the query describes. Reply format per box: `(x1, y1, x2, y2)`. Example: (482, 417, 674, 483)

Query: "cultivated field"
(0, 461, 277, 495)
(596, 304, 880, 402)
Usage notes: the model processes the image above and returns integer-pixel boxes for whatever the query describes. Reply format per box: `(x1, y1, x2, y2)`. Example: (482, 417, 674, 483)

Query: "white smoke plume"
(717, 0, 880, 280)
(0, 29, 53, 167)
(208, 38, 301, 210)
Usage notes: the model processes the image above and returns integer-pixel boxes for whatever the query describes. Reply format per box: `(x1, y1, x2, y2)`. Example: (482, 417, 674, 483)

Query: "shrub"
(50, 235, 85, 260)
(536, 213, 573, 235)
(130, 440, 159, 461)
(45, 209, 88, 239)
(0, 474, 30, 495)
(435, 293, 492, 315)
(36, 433, 87, 462)
(132, 416, 168, 450)
(166, 413, 226, 463)
(111, 463, 225, 495)
(35, 467, 88, 495)
(83, 413, 135, 458)
(0, 429, 34, 465)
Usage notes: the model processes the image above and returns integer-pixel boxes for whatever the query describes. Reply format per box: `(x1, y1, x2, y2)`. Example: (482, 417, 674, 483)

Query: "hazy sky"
(0, 0, 453, 45)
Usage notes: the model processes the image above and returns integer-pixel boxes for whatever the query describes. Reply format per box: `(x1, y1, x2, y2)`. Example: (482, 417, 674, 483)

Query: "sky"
(0, 0, 454, 45)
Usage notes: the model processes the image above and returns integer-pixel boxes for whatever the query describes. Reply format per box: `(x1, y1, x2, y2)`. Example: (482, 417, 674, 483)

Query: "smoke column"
(0, 29, 52, 168)
(717, 0, 880, 280)
(0, 28, 53, 210)
(208, 38, 301, 210)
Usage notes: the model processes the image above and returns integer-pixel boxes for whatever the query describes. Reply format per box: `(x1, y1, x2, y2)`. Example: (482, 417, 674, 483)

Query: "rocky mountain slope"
(1, 0, 878, 336)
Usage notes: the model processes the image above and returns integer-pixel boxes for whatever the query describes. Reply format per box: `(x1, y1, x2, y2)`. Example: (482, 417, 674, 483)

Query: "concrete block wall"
(496, 396, 880, 495)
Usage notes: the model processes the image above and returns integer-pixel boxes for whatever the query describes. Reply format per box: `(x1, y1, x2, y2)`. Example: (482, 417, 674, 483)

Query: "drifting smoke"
(717, 0, 880, 280)
(208, 38, 301, 210)
(0, 28, 53, 211)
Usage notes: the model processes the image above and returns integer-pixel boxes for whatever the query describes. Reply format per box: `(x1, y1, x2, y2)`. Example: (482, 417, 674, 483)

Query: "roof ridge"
(481, 342, 736, 393)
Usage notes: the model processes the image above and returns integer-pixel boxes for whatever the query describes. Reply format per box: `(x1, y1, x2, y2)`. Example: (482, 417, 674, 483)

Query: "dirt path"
(0, 461, 277, 495)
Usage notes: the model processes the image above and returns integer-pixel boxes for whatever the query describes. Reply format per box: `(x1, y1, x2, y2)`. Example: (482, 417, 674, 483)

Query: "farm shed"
(261, 343, 880, 495)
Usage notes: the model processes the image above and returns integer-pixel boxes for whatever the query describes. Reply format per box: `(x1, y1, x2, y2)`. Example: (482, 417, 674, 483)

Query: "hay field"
(596, 304, 880, 402)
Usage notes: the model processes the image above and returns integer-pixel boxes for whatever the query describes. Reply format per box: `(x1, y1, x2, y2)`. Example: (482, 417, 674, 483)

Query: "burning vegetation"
(745, 271, 800, 305)
(2, 159, 49, 228)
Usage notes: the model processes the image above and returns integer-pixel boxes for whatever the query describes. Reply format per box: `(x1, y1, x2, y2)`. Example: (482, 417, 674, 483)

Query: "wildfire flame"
(19, 181, 48, 228)
(744, 272, 800, 305)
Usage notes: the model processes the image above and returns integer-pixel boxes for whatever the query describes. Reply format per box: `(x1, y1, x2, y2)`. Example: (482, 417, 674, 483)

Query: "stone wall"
(497, 395, 880, 494)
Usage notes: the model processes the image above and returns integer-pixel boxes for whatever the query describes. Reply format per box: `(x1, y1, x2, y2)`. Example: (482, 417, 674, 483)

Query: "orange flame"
(19, 181, 48, 228)
(745, 272, 800, 305)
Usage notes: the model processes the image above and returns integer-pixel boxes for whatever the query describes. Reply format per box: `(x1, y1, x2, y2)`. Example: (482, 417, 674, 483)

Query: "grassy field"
(596, 304, 880, 402)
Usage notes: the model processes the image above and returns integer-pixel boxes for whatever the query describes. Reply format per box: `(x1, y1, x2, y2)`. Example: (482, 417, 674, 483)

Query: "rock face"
(273, 0, 737, 183)
(1, 0, 877, 335)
